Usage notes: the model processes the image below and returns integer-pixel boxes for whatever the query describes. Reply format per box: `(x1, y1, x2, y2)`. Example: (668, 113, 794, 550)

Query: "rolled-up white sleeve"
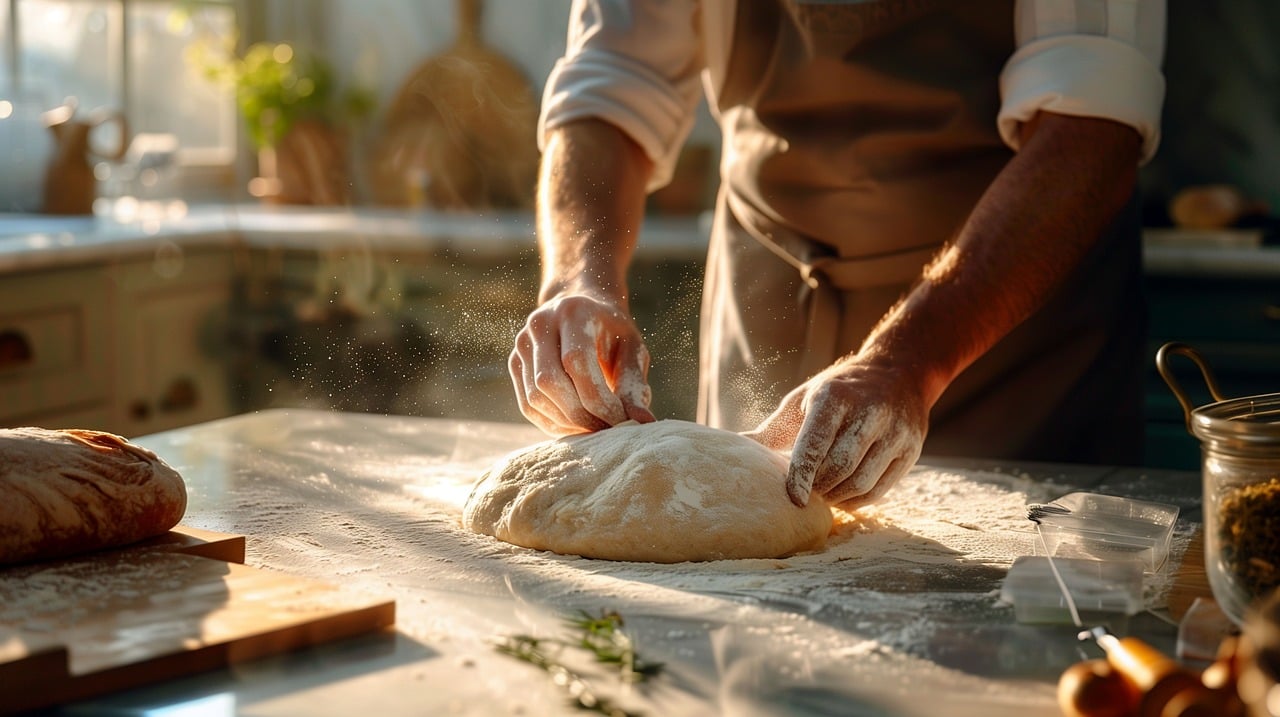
(539, 0, 705, 191)
(999, 0, 1166, 163)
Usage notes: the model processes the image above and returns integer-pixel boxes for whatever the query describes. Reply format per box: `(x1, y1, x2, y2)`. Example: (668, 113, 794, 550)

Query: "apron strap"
(725, 190, 938, 378)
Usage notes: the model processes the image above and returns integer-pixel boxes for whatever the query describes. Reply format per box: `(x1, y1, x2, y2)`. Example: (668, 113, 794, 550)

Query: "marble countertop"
(1, 204, 1276, 277)
(0, 204, 712, 273)
(36, 409, 1207, 717)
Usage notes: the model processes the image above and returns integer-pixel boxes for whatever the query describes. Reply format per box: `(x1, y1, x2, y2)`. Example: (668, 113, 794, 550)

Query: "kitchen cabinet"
(0, 248, 234, 437)
(109, 248, 235, 437)
(1144, 272, 1280, 470)
(0, 266, 112, 427)
(226, 244, 533, 422)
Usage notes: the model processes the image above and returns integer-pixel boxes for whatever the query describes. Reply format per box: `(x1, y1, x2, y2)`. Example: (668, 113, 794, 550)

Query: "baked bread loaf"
(0, 428, 187, 565)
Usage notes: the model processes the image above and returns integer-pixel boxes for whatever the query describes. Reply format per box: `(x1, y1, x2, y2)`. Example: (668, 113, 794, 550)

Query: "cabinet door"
(0, 267, 111, 426)
(111, 250, 234, 437)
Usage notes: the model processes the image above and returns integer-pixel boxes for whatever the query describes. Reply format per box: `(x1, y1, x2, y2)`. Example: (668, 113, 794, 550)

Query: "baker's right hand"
(744, 358, 927, 511)
(509, 293, 657, 436)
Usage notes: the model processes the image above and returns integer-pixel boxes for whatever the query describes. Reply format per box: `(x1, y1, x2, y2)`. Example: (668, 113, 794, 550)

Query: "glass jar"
(1195, 396, 1280, 626)
(1158, 343, 1280, 627)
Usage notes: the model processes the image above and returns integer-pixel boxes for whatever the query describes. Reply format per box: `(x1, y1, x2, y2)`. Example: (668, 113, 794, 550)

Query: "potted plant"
(193, 38, 373, 204)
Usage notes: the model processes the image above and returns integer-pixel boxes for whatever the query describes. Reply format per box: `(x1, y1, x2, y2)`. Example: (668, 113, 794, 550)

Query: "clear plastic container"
(1029, 492, 1179, 572)
(1000, 556, 1144, 627)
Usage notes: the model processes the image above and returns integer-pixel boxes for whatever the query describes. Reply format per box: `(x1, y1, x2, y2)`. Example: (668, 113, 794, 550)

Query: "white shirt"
(539, 0, 1166, 190)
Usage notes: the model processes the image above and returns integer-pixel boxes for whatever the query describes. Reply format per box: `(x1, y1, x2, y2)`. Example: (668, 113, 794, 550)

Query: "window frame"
(3, 0, 271, 198)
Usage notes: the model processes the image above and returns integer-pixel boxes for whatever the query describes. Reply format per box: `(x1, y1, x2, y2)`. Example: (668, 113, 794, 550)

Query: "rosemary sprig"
(496, 635, 636, 716)
(494, 609, 664, 717)
(565, 610, 664, 681)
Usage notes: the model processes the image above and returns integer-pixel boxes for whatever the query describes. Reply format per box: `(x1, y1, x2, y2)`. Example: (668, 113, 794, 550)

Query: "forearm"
(537, 119, 655, 307)
(856, 111, 1142, 406)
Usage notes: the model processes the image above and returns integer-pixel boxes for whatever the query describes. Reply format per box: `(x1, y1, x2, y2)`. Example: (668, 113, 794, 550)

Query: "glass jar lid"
(1191, 392, 1280, 455)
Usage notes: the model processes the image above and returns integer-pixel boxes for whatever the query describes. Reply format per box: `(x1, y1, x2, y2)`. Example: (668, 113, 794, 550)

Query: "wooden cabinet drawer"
(0, 269, 110, 423)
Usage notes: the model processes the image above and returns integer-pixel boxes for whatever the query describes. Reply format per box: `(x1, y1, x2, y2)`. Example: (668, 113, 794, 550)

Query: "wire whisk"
(1026, 501, 1072, 523)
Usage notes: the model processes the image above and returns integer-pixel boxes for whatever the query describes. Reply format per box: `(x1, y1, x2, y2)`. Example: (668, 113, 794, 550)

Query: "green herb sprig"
(567, 610, 665, 681)
(495, 610, 664, 716)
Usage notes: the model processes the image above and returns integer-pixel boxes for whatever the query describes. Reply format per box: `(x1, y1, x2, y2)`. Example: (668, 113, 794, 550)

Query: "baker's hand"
(509, 293, 657, 436)
(743, 360, 928, 510)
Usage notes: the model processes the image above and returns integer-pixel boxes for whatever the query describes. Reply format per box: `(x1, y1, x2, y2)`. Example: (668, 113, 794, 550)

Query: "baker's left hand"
(743, 360, 928, 510)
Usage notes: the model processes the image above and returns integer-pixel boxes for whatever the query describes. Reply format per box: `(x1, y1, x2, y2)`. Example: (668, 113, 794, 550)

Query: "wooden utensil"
(369, 0, 540, 209)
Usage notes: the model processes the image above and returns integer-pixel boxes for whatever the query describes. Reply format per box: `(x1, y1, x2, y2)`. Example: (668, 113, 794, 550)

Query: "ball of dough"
(462, 420, 833, 563)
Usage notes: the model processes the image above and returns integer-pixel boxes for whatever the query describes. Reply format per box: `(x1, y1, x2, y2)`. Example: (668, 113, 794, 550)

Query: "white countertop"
(31, 409, 1205, 717)
(0, 204, 711, 273)
(1, 204, 1277, 277)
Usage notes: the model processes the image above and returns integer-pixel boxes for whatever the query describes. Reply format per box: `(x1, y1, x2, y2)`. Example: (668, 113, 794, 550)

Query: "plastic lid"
(1029, 492, 1179, 572)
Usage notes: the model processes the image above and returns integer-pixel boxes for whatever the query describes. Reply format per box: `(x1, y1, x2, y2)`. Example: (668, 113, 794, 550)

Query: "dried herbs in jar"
(1218, 477, 1280, 600)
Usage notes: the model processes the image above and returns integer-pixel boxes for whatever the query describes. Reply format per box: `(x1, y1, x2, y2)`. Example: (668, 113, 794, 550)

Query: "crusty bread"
(0, 428, 187, 565)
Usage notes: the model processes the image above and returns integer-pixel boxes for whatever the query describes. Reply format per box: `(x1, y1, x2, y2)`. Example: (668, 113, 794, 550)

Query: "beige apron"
(697, 0, 1146, 465)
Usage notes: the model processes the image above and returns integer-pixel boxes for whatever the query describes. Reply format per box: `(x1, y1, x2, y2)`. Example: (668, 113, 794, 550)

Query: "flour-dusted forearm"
(508, 120, 659, 436)
(754, 111, 1145, 510)
(857, 110, 1143, 407)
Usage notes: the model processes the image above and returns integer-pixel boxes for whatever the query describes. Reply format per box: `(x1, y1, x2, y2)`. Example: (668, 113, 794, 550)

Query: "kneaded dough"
(462, 420, 833, 563)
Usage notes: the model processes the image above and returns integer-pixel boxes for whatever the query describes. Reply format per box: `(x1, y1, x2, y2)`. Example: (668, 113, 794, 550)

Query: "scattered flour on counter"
(134, 414, 1197, 716)
(359, 461, 1065, 642)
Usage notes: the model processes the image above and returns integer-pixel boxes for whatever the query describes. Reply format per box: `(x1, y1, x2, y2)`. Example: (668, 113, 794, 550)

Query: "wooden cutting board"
(0, 526, 395, 715)
(1168, 526, 1213, 622)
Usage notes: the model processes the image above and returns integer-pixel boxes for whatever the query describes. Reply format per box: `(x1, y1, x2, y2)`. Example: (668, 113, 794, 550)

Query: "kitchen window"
(3, 0, 243, 196)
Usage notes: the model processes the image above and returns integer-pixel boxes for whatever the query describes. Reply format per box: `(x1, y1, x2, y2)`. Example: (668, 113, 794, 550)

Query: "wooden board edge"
(136, 525, 247, 564)
(3, 596, 396, 714)
(0, 642, 71, 716)
(170, 526, 247, 563)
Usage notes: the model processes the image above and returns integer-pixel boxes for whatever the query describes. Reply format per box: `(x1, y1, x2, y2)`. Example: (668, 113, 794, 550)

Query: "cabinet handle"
(159, 377, 200, 413)
(1264, 304, 1280, 322)
(0, 329, 33, 370)
(129, 400, 151, 421)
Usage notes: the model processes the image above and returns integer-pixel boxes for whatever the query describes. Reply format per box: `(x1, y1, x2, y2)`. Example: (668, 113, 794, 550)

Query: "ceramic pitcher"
(41, 100, 129, 215)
